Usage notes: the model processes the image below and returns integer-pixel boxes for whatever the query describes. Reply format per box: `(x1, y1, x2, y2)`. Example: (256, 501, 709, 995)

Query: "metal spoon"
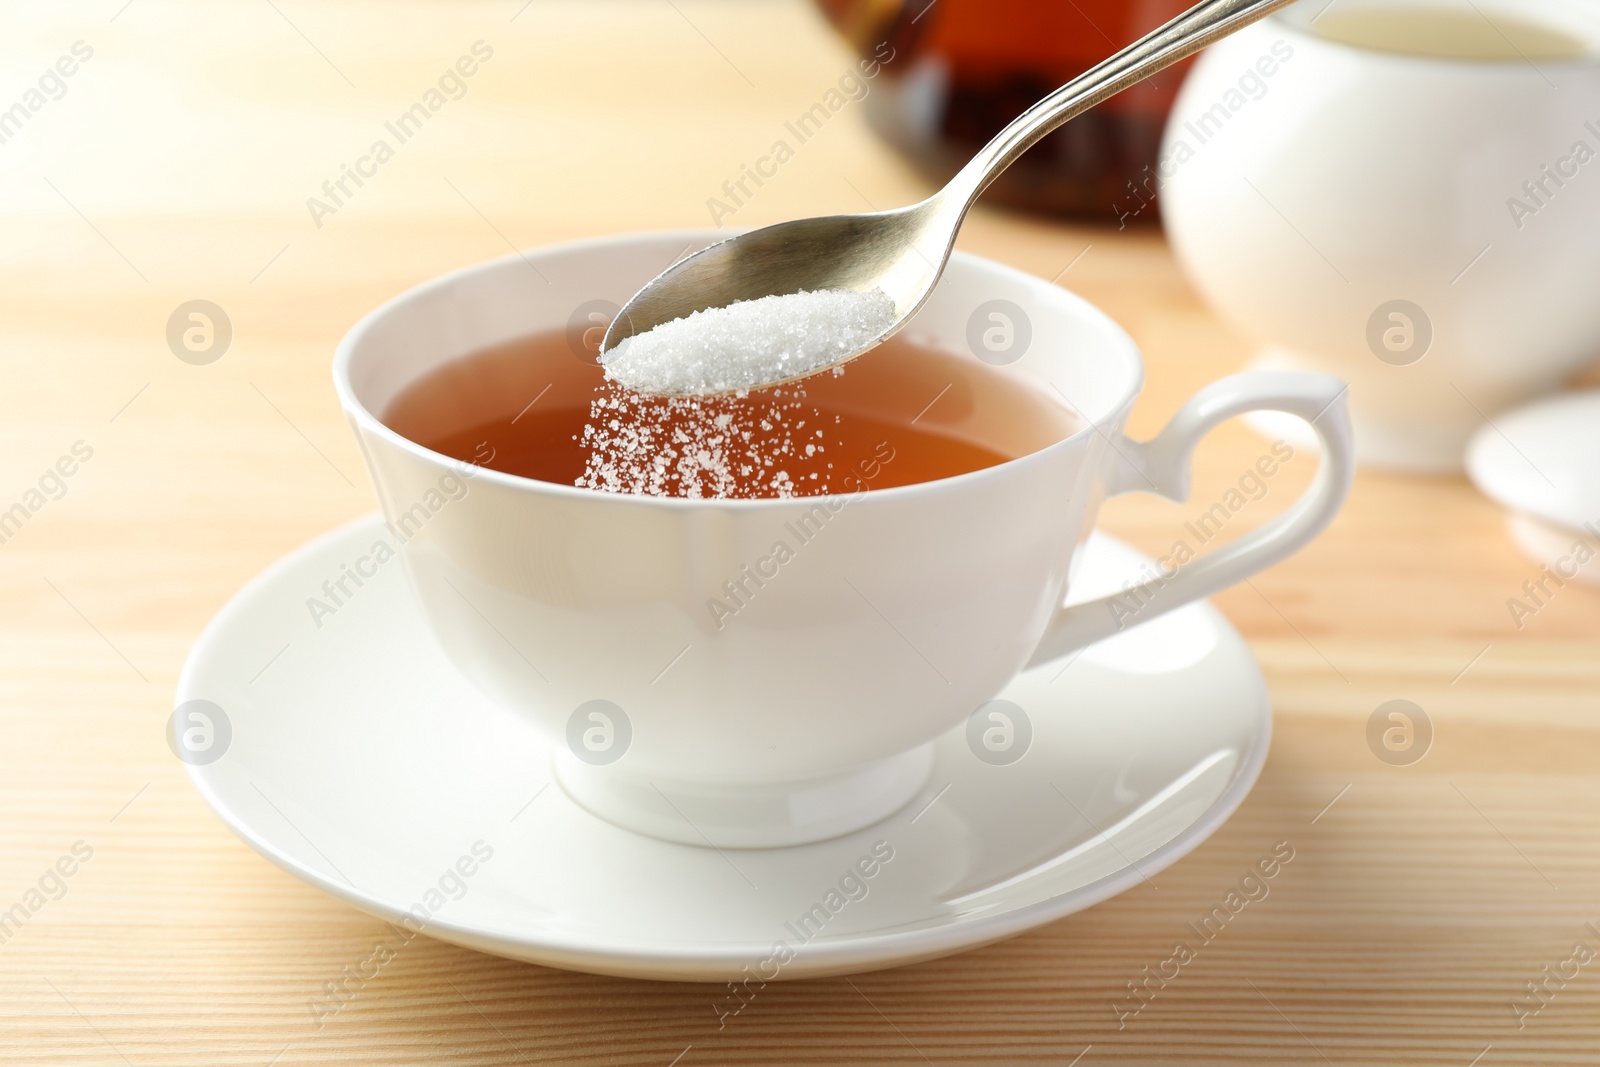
(601, 0, 1299, 394)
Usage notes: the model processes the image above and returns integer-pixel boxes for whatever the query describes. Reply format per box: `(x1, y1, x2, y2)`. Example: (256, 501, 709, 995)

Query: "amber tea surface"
(384, 330, 1079, 498)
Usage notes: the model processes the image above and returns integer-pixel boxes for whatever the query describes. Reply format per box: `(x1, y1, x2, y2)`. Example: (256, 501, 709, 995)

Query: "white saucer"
(177, 515, 1270, 982)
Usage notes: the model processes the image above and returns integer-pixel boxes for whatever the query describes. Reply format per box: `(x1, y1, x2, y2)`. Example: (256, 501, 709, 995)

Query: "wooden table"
(3, 2, 1597, 1063)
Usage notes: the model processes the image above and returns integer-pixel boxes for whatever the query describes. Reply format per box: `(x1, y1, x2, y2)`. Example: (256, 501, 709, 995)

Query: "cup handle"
(1026, 371, 1354, 667)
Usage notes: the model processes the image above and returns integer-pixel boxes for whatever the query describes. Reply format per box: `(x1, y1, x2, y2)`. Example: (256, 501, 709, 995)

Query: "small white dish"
(1467, 389, 1600, 533)
(1467, 390, 1600, 587)
(1504, 512, 1600, 588)
(176, 516, 1270, 982)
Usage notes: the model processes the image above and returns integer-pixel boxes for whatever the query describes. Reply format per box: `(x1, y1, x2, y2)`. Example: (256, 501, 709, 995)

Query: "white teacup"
(335, 231, 1353, 848)
(1161, 0, 1600, 471)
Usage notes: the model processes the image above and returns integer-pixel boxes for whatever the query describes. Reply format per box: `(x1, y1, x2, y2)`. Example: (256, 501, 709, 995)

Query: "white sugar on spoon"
(600, 288, 896, 396)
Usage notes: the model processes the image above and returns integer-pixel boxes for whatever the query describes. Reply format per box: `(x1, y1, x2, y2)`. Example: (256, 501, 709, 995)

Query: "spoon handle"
(948, 0, 1303, 207)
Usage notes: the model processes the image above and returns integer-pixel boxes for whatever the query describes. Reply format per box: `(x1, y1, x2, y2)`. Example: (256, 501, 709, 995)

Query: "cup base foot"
(553, 744, 935, 849)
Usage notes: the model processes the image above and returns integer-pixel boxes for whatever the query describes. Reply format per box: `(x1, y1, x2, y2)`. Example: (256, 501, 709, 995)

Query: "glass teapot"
(815, 0, 1197, 223)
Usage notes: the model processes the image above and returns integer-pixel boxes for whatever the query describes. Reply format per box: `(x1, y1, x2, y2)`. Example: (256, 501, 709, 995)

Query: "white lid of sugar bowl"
(1466, 390, 1600, 533)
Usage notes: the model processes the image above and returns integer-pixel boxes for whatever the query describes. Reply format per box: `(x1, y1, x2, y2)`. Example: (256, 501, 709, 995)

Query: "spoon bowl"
(602, 200, 955, 362)
(601, 0, 1300, 394)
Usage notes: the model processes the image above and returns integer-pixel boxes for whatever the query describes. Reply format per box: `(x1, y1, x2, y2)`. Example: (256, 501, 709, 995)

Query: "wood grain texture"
(2, 2, 1597, 1064)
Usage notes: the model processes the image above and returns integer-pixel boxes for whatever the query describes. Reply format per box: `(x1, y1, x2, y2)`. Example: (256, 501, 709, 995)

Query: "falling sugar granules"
(574, 381, 838, 499)
(577, 286, 897, 498)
